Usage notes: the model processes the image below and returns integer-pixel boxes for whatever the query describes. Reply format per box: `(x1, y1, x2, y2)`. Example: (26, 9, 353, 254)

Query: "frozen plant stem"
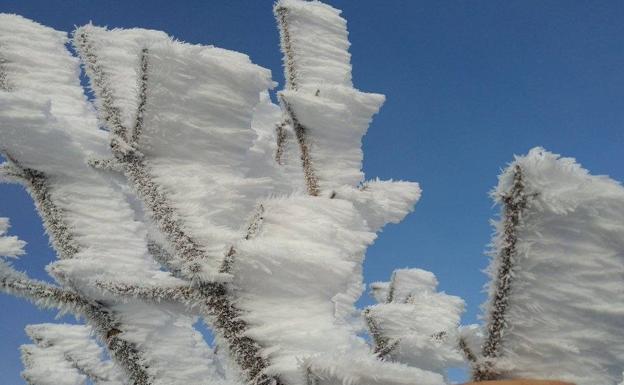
(279, 97, 319, 197)
(475, 165, 530, 381)
(363, 308, 398, 359)
(1, 155, 80, 260)
(274, 6, 297, 91)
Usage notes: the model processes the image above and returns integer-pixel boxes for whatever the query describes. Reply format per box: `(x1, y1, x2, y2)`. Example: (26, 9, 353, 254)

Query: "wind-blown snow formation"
(478, 147, 624, 385)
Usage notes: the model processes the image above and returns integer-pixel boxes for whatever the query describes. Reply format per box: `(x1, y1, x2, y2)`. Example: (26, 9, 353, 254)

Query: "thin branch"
(475, 165, 530, 382)
(95, 280, 202, 305)
(129, 48, 149, 148)
(458, 335, 478, 365)
(220, 204, 264, 274)
(0, 262, 89, 314)
(274, 6, 298, 91)
(279, 97, 319, 196)
(363, 308, 398, 360)
(74, 29, 130, 151)
(274, 120, 289, 165)
(1, 155, 80, 260)
(0, 53, 11, 91)
(88, 158, 123, 172)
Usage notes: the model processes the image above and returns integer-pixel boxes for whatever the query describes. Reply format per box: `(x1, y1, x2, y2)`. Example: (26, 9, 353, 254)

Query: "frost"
(478, 147, 624, 385)
(0, 217, 26, 257)
(365, 269, 466, 377)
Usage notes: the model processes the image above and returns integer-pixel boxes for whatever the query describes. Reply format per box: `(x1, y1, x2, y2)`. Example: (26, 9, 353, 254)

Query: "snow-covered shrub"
(1, 1, 622, 385)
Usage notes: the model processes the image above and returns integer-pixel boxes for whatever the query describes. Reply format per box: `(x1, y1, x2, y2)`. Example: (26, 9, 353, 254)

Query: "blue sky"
(1, 0, 623, 383)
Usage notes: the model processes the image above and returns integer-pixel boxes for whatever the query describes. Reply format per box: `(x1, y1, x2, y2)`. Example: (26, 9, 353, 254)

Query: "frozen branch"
(74, 29, 130, 152)
(274, 120, 289, 165)
(88, 158, 123, 172)
(363, 308, 398, 359)
(0, 53, 10, 91)
(1, 156, 80, 260)
(0, 261, 89, 314)
(274, 5, 298, 91)
(475, 165, 529, 382)
(278, 96, 319, 196)
(129, 48, 149, 147)
(458, 335, 478, 365)
(95, 280, 202, 305)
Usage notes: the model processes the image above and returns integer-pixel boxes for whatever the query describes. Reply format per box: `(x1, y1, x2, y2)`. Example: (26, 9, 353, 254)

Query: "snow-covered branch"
(478, 148, 624, 385)
(0, 261, 88, 314)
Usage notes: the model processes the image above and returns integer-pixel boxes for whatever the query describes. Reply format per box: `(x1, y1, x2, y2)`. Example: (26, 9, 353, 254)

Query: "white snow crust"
(484, 147, 624, 385)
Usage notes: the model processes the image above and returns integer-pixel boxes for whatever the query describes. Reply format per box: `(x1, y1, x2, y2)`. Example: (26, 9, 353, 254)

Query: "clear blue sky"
(1, 1, 623, 383)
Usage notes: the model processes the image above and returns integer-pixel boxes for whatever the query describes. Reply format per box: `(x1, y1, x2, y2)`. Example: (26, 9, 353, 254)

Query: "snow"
(279, 86, 385, 192)
(482, 147, 624, 385)
(275, 0, 352, 89)
(366, 269, 466, 377)
(22, 323, 124, 385)
(0, 14, 224, 385)
(73, 25, 276, 282)
(0, 1, 466, 384)
(0, 217, 26, 257)
(305, 351, 446, 385)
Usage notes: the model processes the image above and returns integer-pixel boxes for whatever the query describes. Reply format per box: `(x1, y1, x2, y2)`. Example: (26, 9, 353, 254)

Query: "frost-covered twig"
(130, 48, 149, 147)
(95, 280, 202, 305)
(0, 53, 10, 91)
(0, 262, 88, 314)
(74, 29, 129, 150)
(475, 164, 529, 381)
(274, 120, 289, 165)
(1, 156, 81, 260)
(274, 5, 298, 91)
(88, 158, 123, 172)
(274, 3, 320, 195)
(458, 335, 478, 365)
(363, 308, 398, 359)
(220, 204, 265, 274)
(278, 96, 319, 196)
